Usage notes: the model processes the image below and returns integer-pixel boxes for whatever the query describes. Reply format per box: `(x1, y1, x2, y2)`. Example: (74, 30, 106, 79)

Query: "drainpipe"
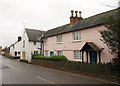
(43, 40, 44, 56)
(41, 38, 44, 56)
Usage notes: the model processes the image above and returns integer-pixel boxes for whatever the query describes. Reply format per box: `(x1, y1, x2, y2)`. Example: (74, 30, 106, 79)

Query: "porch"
(80, 42, 103, 64)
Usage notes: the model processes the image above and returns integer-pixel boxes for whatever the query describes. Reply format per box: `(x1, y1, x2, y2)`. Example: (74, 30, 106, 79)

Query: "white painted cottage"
(9, 36, 22, 58)
(20, 28, 46, 62)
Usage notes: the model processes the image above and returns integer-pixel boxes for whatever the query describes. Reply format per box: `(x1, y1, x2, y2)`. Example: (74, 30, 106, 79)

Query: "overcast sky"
(0, 0, 119, 48)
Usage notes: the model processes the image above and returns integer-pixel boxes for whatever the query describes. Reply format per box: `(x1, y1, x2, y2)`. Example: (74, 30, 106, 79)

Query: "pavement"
(0, 55, 119, 85)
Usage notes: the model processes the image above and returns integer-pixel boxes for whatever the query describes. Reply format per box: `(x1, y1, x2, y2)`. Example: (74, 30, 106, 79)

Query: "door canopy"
(80, 42, 102, 51)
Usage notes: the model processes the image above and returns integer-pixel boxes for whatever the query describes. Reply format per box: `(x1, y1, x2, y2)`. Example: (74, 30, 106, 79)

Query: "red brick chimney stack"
(74, 11, 79, 23)
(70, 10, 75, 24)
(18, 36, 22, 42)
(70, 10, 83, 24)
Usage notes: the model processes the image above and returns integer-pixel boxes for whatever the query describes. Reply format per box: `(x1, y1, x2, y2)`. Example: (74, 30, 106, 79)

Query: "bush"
(32, 54, 68, 61)
(32, 54, 47, 59)
(50, 55, 68, 61)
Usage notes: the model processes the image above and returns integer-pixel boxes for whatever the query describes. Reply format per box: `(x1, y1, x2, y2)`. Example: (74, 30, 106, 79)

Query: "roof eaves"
(87, 42, 102, 51)
(29, 40, 42, 42)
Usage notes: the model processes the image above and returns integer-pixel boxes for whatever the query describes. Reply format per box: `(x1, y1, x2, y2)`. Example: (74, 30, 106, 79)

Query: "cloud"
(0, 0, 118, 47)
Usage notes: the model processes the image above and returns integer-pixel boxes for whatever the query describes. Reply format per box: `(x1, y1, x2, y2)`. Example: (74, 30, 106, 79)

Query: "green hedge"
(32, 54, 47, 59)
(32, 54, 68, 61)
(50, 55, 68, 61)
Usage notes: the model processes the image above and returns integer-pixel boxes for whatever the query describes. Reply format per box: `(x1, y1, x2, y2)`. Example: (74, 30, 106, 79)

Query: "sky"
(0, 0, 119, 48)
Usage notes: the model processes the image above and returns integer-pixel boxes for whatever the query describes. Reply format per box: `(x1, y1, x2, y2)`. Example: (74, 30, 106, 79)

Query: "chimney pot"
(71, 10, 74, 17)
(74, 11, 79, 23)
(79, 11, 82, 18)
(75, 11, 78, 17)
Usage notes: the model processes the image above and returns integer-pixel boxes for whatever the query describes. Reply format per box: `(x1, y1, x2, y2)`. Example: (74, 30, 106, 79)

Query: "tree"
(99, 8, 120, 73)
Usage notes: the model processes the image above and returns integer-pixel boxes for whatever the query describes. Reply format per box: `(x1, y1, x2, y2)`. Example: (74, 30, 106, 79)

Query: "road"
(0, 55, 118, 85)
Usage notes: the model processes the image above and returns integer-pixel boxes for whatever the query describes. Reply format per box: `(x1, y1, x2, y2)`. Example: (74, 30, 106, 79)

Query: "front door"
(22, 52, 26, 60)
(90, 51, 97, 64)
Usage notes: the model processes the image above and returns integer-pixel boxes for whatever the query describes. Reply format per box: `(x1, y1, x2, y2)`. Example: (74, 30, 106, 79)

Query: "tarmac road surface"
(0, 55, 118, 86)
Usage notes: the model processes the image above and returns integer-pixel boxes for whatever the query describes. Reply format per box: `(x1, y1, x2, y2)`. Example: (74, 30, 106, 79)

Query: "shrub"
(50, 55, 68, 61)
(32, 54, 68, 61)
(32, 54, 47, 59)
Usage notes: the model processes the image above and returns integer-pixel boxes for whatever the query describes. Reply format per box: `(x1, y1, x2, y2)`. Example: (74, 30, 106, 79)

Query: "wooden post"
(99, 52, 101, 64)
(86, 51, 88, 63)
(82, 51, 84, 63)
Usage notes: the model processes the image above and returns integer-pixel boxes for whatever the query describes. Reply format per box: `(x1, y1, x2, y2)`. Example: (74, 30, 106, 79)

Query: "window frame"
(73, 31, 81, 41)
(56, 34, 62, 43)
(34, 51, 38, 54)
(33, 42, 36, 45)
(23, 40, 25, 48)
(45, 50, 48, 56)
(18, 52, 21, 55)
(74, 50, 82, 60)
(44, 38, 48, 44)
(13, 45, 15, 48)
(57, 51, 62, 56)
(14, 51, 17, 56)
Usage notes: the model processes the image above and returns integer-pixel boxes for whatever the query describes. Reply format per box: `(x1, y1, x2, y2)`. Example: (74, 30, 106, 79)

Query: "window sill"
(73, 40, 82, 43)
(74, 59, 82, 62)
(56, 42, 62, 44)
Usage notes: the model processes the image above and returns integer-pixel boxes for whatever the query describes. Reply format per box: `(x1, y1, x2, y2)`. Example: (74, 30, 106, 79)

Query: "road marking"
(36, 76, 55, 84)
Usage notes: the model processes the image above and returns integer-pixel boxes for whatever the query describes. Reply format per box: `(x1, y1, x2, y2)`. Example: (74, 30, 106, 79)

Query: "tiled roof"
(43, 24, 71, 37)
(43, 7, 119, 38)
(25, 28, 46, 42)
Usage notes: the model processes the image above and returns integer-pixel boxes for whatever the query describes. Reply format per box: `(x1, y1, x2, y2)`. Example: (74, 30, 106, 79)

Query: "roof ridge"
(82, 7, 119, 21)
(25, 28, 46, 32)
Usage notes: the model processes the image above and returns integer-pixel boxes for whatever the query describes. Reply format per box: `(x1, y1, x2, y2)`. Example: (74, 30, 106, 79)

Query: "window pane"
(34, 51, 38, 54)
(74, 50, 81, 59)
(45, 51, 48, 56)
(44, 38, 48, 44)
(57, 35, 62, 42)
(18, 52, 21, 55)
(57, 51, 62, 56)
(15, 51, 17, 56)
(23, 40, 25, 48)
(33, 42, 36, 45)
(73, 31, 81, 40)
